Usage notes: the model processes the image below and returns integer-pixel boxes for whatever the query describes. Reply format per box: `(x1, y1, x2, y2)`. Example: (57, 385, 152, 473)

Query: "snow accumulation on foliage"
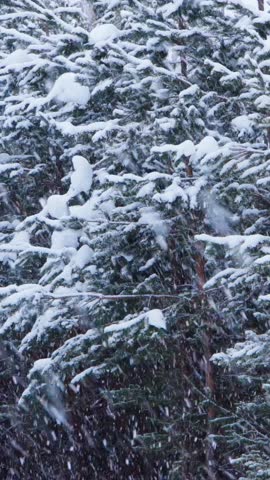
(1, 0, 270, 478)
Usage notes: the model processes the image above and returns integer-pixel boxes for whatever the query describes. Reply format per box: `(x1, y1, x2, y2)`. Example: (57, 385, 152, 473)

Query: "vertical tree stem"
(185, 156, 216, 480)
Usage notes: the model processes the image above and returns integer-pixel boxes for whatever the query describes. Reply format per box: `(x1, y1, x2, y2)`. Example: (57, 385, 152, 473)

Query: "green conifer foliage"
(0, 1, 264, 479)
(196, 3, 270, 478)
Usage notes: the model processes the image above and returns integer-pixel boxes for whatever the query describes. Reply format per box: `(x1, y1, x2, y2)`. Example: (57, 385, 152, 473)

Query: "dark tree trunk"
(184, 156, 217, 480)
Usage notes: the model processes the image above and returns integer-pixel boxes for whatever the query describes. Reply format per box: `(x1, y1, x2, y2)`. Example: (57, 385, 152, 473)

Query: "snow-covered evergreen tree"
(196, 2, 270, 478)
(0, 0, 266, 478)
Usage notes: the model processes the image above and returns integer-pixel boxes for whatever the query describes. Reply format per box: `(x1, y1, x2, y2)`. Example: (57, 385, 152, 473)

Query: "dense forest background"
(0, 0, 270, 478)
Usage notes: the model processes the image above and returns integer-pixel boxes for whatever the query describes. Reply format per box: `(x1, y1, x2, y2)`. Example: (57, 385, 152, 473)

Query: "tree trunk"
(195, 244, 217, 480)
(258, 0, 264, 11)
(185, 157, 217, 480)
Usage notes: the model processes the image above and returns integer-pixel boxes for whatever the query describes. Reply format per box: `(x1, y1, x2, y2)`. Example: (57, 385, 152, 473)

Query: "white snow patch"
(179, 84, 199, 98)
(147, 309, 166, 330)
(255, 255, 270, 266)
(30, 358, 51, 375)
(152, 140, 195, 159)
(139, 257, 155, 272)
(175, 140, 195, 158)
(255, 95, 270, 109)
(52, 118, 119, 138)
(231, 115, 253, 132)
(70, 199, 99, 222)
(0, 153, 11, 163)
(194, 136, 219, 162)
(73, 245, 93, 269)
(136, 182, 155, 198)
(153, 180, 188, 204)
(157, 0, 184, 18)
(47, 73, 90, 106)
(196, 234, 269, 255)
(242, 0, 259, 13)
(92, 78, 113, 96)
(187, 177, 207, 210)
(11, 231, 30, 245)
(46, 195, 69, 219)
(260, 293, 270, 302)
(51, 229, 79, 249)
(70, 155, 93, 195)
(104, 309, 166, 334)
(104, 316, 143, 333)
(89, 24, 120, 44)
(71, 364, 106, 384)
(1, 49, 36, 66)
